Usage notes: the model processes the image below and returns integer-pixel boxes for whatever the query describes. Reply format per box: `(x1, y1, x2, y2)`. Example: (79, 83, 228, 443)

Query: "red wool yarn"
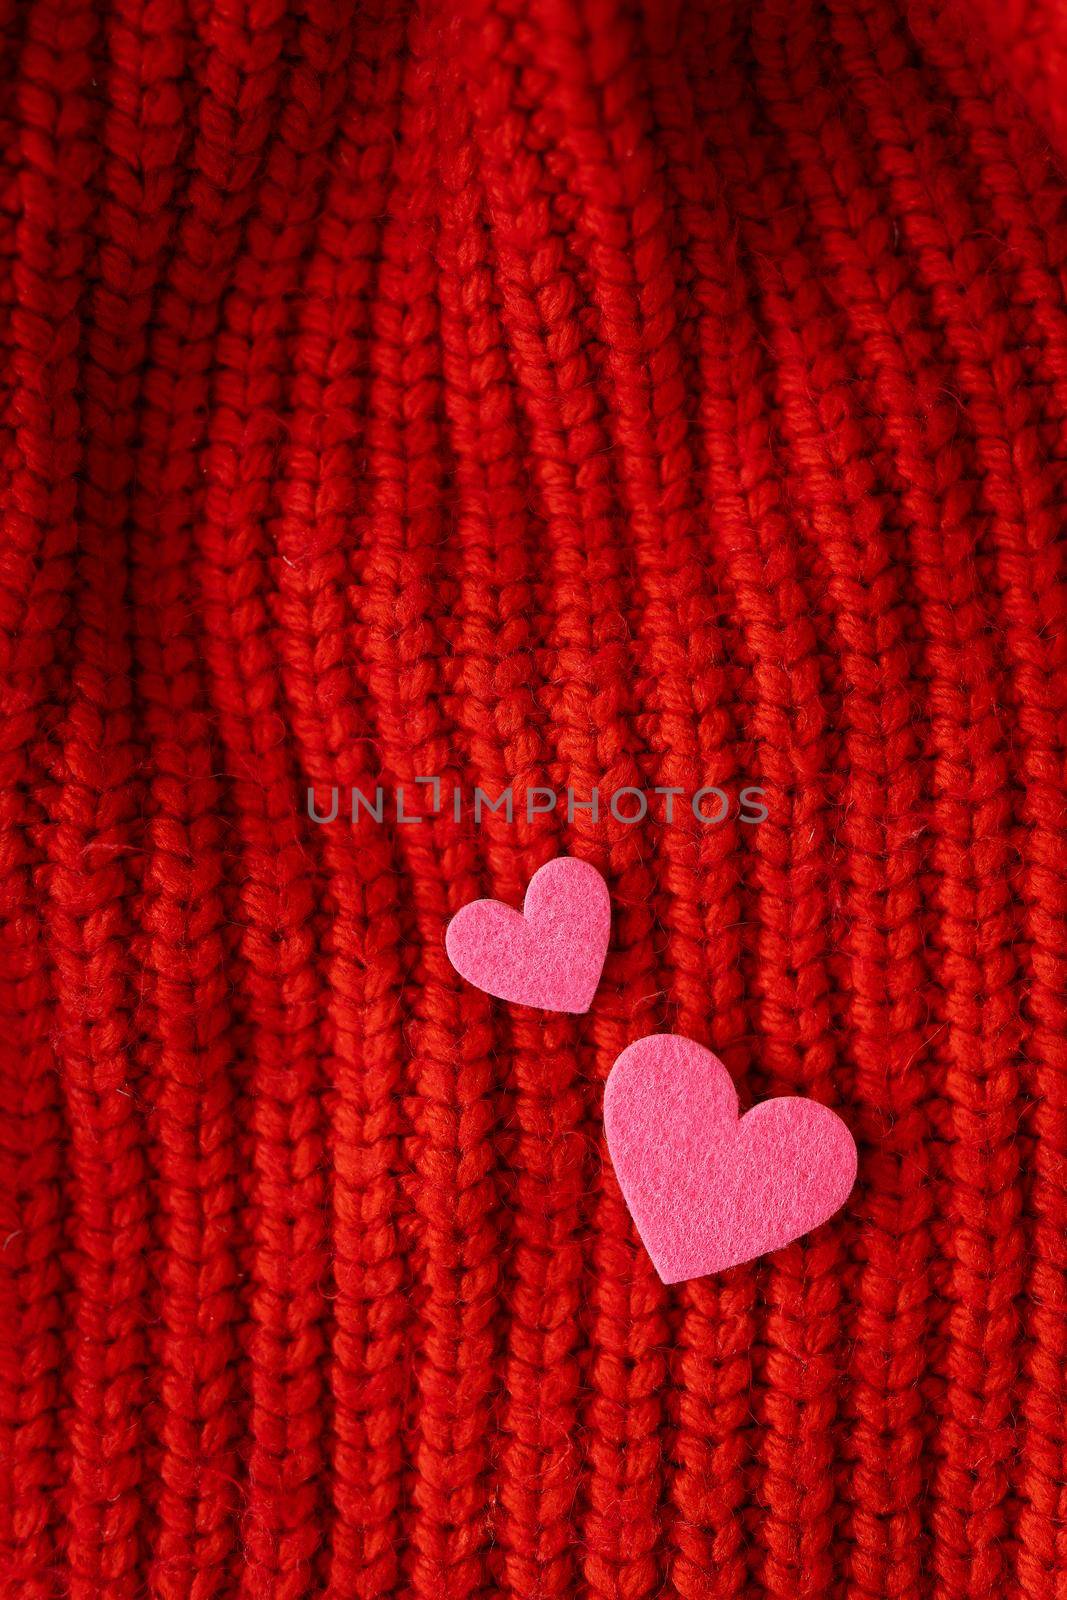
(0, 0, 1065, 1596)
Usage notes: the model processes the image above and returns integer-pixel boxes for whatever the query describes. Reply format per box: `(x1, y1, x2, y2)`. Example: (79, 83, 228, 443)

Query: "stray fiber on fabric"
(0, 0, 1065, 1596)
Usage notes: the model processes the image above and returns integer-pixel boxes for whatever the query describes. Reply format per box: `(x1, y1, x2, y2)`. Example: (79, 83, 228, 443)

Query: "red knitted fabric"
(1, 0, 1065, 1595)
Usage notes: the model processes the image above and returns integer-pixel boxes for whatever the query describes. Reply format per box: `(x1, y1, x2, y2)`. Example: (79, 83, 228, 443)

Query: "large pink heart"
(445, 856, 610, 1014)
(603, 1034, 857, 1282)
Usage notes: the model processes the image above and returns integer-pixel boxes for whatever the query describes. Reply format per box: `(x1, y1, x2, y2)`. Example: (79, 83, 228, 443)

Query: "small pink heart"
(445, 856, 610, 1014)
(603, 1034, 857, 1282)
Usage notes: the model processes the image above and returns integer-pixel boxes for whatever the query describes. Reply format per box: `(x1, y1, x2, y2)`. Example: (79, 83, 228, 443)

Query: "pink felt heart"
(603, 1034, 857, 1282)
(445, 856, 610, 1013)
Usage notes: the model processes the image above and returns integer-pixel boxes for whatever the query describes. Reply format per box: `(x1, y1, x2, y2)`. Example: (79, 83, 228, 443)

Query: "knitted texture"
(0, 0, 1065, 1596)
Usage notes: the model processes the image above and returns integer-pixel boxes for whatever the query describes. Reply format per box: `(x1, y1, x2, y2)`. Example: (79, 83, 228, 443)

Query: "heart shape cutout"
(603, 1034, 857, 1281)
(445, 856, 610, 1013)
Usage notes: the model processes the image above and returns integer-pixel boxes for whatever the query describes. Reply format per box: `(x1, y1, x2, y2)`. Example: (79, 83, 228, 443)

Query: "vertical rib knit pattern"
(0, 0, 1064, 1596)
